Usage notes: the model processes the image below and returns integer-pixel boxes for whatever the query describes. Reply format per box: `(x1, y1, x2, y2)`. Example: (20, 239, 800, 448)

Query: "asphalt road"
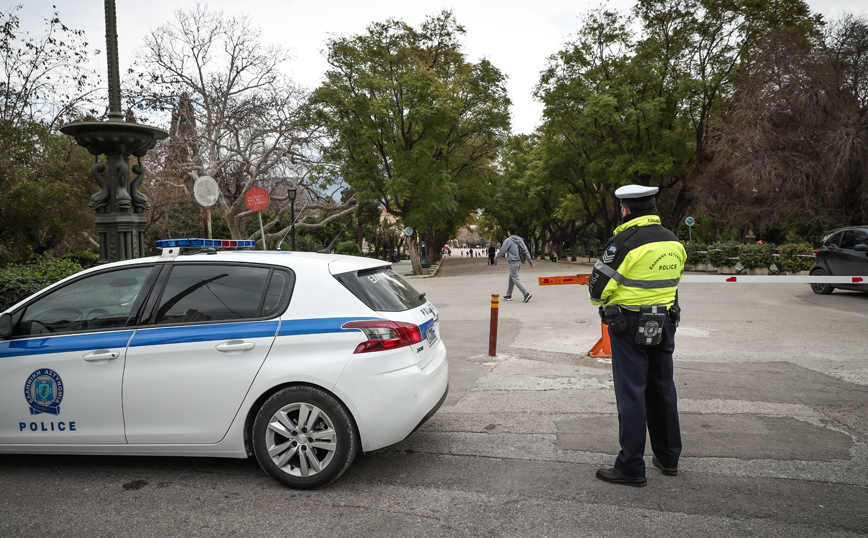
(1, 256, 867, 537)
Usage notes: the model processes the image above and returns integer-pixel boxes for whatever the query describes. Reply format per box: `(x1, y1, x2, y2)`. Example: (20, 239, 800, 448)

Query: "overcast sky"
(17, 0, 867, 134)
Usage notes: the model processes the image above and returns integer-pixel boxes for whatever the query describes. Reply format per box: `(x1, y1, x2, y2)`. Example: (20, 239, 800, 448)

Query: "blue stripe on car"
(0, 318, 382, 358)
(129, 321, 281, 347)
(0, 331, 135, 359)
(279, 317, 379, 336)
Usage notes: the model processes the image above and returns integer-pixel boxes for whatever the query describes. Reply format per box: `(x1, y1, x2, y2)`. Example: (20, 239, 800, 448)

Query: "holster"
(599, 305, 628, 334)
(634, 305, 667, 346)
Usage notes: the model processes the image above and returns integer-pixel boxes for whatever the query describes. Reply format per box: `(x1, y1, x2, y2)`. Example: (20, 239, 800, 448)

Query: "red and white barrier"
(682, 275, 865, 283)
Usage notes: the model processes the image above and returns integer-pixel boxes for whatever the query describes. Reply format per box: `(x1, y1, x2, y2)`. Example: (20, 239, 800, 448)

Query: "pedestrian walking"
(588, 184, 685, 487)
(496, 225, 534, 302)
(488, 245, 496, 266)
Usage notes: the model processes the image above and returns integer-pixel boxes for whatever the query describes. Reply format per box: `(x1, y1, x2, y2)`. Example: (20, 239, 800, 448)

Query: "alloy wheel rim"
(265, 402, 338, 477)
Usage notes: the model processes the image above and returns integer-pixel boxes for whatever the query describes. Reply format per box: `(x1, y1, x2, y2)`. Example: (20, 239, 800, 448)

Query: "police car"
(0, 239, 448, 489)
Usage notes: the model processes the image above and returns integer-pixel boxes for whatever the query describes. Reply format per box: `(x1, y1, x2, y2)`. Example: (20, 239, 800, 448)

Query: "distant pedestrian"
(496, 225, 533, 302)
(488, 245, 496, 265)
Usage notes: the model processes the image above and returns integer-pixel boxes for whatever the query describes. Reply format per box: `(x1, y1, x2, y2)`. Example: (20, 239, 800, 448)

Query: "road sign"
(245, 188, 269, 211)
(686, 216, 695, 227)
(404, 227, 413, 236)
(193, 176, 219, 207)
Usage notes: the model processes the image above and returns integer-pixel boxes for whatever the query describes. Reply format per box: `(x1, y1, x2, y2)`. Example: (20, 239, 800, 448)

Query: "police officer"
(588, 185, 685, 487)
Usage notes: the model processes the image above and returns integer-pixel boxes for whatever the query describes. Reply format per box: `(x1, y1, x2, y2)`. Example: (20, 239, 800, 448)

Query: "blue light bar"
(156, 238, 257, 250)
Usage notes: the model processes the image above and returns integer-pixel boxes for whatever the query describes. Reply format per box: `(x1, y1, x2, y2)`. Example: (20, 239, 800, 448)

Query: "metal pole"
(290, 199, 296, 250)
(258, 211, 267, 250)
(104, 0, 124, 122)
(488, 294, 499, 356)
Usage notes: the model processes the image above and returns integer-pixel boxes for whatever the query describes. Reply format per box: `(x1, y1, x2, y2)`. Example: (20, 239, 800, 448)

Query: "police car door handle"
(215, 340, 255, 352)
(82, 350, 120, 362)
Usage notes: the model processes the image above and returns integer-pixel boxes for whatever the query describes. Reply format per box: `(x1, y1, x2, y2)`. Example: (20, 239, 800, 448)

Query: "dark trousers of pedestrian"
(608, 313, 682, 477)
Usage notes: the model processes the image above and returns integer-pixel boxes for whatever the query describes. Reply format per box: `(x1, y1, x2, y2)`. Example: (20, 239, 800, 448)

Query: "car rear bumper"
(336, 339, 449, 452)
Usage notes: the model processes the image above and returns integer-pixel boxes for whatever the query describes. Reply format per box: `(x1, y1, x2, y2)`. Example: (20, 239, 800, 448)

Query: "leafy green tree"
(0, 121, 94, 263)
(534, 0, 820, 246)
(311, 11, 510, 274)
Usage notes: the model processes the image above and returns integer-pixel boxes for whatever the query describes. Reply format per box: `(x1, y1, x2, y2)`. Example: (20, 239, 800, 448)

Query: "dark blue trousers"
(608, 314, 682, 477)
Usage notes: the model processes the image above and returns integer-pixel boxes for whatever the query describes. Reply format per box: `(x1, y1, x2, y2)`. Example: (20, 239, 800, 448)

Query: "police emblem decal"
(643, 321, 660, 337)
(601, 244, 618, 264)
(24, 369, 64, 415)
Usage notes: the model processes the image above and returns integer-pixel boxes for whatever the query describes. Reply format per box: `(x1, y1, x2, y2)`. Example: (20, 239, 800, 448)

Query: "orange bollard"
(589, 319, 611, 358)
(489, 294, 499, 356)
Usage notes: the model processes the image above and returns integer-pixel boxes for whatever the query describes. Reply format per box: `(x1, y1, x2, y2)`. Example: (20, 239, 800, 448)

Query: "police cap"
(615, 184, 658, 200)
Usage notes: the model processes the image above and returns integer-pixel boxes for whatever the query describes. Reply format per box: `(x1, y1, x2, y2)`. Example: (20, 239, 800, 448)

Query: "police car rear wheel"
(810, 268, 833, 295)
(252, 386, 357, 489)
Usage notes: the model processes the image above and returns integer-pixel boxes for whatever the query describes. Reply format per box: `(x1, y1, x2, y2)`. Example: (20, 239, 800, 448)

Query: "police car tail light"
(342, 320, 423, 353)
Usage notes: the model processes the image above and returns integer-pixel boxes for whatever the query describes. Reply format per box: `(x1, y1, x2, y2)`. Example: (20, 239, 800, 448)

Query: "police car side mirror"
(0, 312, 12, 338)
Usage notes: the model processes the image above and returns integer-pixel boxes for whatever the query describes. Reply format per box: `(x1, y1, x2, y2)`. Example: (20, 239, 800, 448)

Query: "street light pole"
(288, 187, 297, 251)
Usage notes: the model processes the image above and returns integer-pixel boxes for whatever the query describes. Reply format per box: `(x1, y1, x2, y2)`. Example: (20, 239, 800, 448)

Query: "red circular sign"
(245, 188, 269, 211)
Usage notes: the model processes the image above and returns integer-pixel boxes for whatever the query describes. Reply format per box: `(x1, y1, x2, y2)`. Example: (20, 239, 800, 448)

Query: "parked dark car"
(809, 226, 868, 294)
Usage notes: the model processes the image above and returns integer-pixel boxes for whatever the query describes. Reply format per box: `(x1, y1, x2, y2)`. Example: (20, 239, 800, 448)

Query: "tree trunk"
(408, 234, 423, 275)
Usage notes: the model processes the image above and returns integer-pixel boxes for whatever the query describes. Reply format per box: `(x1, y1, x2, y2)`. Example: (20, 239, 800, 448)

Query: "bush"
(684, 241, 708, 265)
(61, 251, 100, 269)
(335, 240, 362, 256)
(0, 256, 84, 311)
(738, 243, 776, 269)
(778, 243, 816, 273)
(707, 241, 738, 267)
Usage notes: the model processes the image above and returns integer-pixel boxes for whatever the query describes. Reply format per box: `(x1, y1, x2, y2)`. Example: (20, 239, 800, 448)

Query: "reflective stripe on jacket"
(588, 214, 685, 310)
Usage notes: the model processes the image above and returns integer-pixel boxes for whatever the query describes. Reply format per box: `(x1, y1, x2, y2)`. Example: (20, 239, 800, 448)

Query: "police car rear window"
(154, 264, 287, 324)
(334, 267, 426, 312)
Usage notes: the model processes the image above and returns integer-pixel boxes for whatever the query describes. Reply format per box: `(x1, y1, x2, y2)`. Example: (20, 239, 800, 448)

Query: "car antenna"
(318, 219, 351, 254)
(275, 201, 309, 251)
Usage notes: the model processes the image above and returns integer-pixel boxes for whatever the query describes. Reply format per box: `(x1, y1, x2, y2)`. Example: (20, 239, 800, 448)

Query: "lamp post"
(288, 187, 297, 251)
(60, 0, 168, 263)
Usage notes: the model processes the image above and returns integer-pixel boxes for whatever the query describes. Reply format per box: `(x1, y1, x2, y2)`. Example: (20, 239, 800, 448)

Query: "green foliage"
(684, 241, 708, 265)
(778, 243, 816, 273)
(61, 251, 99, 269)
(293, 234, 324, 253)
(707, 241, 739, 267)
(312, 10, 510, 271)
(738, 243, 776, 269)
(0, 256, 84, 311)
(336, 240, 362, 256)
(0, 121, 95, 263)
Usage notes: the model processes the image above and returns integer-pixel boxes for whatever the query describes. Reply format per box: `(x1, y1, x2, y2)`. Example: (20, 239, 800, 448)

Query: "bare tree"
(700, 21, 868, 239)
(0, 4, 102, 127)
(132, 3, 355, 245)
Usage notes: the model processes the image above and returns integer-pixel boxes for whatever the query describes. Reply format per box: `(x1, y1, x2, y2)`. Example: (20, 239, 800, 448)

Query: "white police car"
(0, 239, 448, 489)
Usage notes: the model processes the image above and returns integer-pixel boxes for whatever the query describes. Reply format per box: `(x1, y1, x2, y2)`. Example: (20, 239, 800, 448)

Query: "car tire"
(810, 268, 834, 295)
(252, 386, 358, 489)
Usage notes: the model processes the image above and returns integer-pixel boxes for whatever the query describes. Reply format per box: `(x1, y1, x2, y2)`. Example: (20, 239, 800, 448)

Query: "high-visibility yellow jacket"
(588, 214, 685, 311)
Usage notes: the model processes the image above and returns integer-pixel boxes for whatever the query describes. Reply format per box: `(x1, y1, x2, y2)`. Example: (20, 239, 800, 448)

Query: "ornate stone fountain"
(61, 0, 168, 263)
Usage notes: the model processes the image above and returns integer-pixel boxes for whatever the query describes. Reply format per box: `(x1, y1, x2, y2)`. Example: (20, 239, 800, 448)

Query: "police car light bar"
(156, 238, 257, 250)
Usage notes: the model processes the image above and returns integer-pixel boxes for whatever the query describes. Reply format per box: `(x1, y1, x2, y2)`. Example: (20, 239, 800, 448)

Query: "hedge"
(777, 243, 816, 273)
(0, 256, 84, 311)
(738, 243, 776, 269)
(707, 241, 739, 267)
(684, 240, 708, 265)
